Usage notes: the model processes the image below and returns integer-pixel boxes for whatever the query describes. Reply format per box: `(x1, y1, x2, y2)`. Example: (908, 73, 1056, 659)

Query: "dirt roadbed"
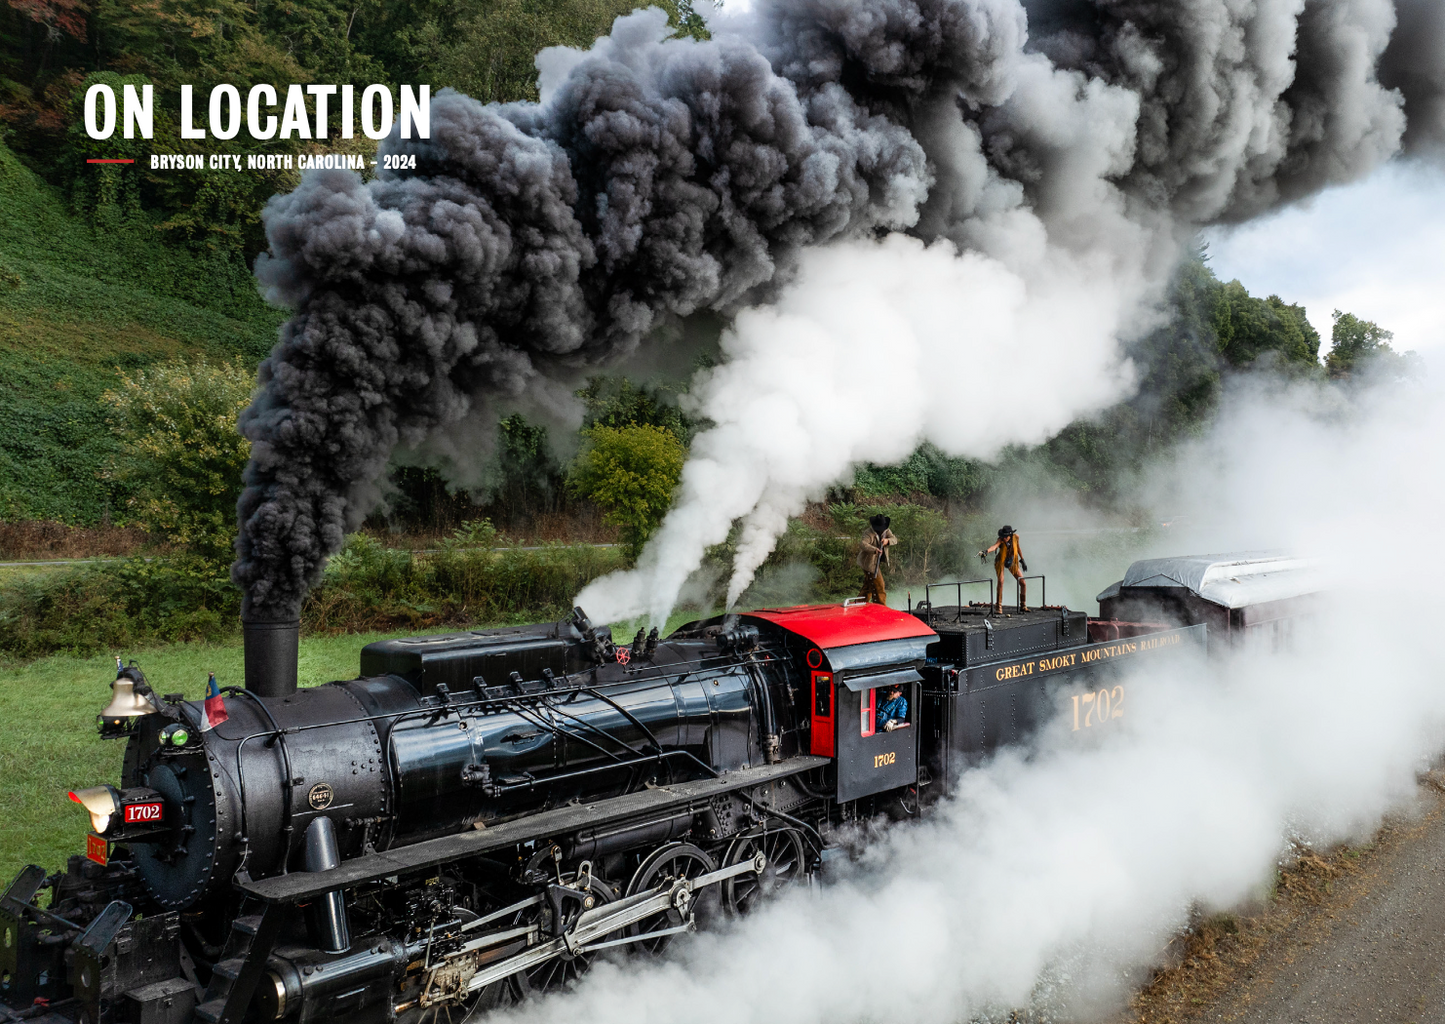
(1126, 775, 1445, 1024)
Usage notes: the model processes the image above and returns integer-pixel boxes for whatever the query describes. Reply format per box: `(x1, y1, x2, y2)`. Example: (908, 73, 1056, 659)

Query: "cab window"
(861, 681, 907, 730)
(861, 684, 910, 736)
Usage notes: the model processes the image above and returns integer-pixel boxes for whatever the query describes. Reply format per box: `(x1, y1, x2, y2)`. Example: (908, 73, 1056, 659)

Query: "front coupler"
(2, 860, 192, 1024)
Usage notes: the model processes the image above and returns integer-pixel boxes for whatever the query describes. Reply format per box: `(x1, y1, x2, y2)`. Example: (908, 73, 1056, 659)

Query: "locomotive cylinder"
(304, 816, 350, 953)
(243, 616, 300, 697)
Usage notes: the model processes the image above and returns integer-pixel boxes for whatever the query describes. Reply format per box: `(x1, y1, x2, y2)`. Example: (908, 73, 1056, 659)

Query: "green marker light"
(160, 723, 190, 746)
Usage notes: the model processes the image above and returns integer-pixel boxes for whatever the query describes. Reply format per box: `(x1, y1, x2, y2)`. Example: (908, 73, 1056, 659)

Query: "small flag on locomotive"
(201, 671, 228, 730)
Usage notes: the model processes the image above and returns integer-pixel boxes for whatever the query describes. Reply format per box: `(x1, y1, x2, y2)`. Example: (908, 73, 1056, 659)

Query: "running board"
(240, 757, 828, 904)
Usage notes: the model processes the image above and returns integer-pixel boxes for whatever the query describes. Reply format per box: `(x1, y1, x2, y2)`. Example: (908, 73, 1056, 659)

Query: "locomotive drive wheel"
(516, 874, 623, 992)
(724, 823, 807, 914)
(624, 843, 721, 954)
(471, 977, 527, 1017)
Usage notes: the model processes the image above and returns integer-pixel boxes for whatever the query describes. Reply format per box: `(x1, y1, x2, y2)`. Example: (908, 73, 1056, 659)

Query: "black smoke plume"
(236, 11, 926, 617)
(1380, 0, 1445, 155)
(234, 0, 1443, 620)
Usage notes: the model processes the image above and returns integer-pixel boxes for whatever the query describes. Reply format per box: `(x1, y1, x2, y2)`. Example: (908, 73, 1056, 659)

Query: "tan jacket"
(986, 533, 1023, 571)
(858, 528, 898, 576)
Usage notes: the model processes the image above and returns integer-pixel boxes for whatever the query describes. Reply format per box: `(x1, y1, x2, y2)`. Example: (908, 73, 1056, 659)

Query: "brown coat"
(858, 528, 898, 576)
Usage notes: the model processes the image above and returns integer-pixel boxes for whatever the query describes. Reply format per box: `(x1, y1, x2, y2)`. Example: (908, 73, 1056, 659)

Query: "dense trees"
(568, 423, 686, 556)
(1326, 309, 1420, 380)
(102, 359, 253, 561)
(1, 0, 703, 260)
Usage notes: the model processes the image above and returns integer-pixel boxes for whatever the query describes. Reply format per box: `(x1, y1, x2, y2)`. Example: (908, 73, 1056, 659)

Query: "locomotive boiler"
(0, 554, 1314, 1024)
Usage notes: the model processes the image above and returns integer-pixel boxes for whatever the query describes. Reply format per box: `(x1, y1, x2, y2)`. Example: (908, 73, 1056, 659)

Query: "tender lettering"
(1070, 685, 1126, 730)
(1081, 641, 1139, 663)
(994, 661, 1036, 681)
(985, 631, 1185, 688)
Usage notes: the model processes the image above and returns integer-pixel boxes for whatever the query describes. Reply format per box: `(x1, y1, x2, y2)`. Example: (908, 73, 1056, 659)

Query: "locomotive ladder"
(192, 899, 288, 1024)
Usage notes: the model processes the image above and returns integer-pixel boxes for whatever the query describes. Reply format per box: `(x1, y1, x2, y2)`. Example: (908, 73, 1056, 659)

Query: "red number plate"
(86, 833, 108, 866)
(123, 802, 164, 824)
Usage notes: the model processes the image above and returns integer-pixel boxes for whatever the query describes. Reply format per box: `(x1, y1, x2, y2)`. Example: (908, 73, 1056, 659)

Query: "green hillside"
(0, 140, 282, 522)
(0, 0, 707, 529)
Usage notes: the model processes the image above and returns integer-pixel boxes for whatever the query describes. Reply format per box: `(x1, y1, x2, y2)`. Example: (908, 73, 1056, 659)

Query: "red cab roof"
(743, 602, 938, 650)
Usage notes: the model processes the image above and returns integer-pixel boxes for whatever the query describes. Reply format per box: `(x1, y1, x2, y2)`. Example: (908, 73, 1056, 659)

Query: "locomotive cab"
(742, 602, 936, 803)
(833, 667, 920, 802)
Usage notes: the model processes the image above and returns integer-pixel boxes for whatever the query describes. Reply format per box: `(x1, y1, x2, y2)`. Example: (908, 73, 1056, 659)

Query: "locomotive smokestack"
(242, 616, 299, 698)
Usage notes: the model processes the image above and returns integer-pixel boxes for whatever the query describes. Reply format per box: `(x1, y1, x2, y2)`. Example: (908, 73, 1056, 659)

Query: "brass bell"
(99, 661, 156, 736)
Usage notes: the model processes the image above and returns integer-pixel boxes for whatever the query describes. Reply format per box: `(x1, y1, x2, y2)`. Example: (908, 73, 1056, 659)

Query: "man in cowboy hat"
(979, 525, 1029, 614)
(857, 513, 898, 605)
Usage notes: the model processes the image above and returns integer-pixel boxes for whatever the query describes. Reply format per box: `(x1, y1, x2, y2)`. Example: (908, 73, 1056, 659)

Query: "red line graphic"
(86, 158, 135, 164)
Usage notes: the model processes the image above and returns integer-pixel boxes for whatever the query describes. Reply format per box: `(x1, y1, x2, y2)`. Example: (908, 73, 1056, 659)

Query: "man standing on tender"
(979, 524, 1029, 614)
(857, 513, 898, 605)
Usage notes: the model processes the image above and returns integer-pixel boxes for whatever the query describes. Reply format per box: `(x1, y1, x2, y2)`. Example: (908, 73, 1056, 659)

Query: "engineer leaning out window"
(875, 684, 909, 734)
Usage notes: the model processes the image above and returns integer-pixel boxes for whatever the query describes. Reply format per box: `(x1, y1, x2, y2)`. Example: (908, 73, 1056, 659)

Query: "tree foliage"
(1212, 282, 1321, 370)
(577, 375, 696, 441)
(1, 0, 705, 261)
(1325, 309, 1420, 381)
(490, 412, 564, 525)
(851, 443, 987, 502)
(7, 0, 87, 43)
(429, 0, 704, 105)
(102, 358, 252, 560)
(568, 422, 684, 557)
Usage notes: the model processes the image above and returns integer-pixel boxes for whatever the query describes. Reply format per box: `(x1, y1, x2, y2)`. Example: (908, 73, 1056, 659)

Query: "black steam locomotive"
(0, 554, 1313, 1024)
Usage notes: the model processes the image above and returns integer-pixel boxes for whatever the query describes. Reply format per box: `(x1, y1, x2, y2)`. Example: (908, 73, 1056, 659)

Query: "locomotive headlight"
(69, 785, 121, 835)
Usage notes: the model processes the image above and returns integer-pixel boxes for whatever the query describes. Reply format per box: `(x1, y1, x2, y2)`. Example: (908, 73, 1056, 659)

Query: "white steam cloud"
(571, 0, 1437, 625)
(576, 233, 1143, 622)
(516, 372, 1445, 1024)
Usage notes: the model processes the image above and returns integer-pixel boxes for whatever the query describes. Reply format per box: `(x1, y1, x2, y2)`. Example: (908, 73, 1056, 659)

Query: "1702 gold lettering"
(1070, 686, 1125, 730)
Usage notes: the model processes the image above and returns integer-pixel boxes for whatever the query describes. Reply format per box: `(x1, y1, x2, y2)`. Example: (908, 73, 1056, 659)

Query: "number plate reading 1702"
(123, 802, 163, 824)
(1070, 686, 1125, 730)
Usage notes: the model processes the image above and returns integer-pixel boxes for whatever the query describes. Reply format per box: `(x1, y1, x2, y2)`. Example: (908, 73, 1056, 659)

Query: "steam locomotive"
(0, 554, 1313, 1024)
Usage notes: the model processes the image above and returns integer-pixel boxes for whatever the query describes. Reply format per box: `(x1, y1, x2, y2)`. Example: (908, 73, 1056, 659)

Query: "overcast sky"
(1204, 159, 1445, 357)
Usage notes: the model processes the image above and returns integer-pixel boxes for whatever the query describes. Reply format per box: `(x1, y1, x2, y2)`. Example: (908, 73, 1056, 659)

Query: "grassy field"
(0, 630, 412, 885)
(0, 610, 709, 887)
